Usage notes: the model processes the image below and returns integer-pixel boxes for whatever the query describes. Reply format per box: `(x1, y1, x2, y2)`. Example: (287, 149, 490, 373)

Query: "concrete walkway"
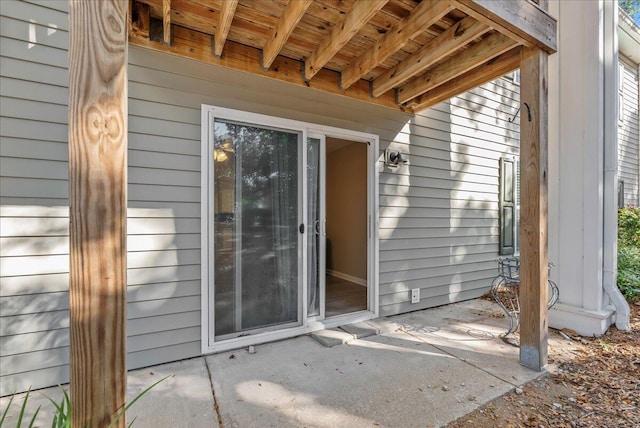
(2, 299, 572, 427)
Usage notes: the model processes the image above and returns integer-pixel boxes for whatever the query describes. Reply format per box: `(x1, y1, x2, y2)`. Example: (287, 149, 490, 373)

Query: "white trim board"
(327, 269, 367, 287)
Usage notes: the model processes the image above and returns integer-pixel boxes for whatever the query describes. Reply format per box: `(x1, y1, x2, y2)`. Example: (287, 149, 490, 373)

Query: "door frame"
(306, 133, 327, 322)
(201, 105, 379, 354)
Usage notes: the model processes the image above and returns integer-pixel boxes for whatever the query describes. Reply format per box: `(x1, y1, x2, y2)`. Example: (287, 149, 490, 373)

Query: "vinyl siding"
(0, 0, 201, 396)
(1, 0, 519, 395)
(127, 50, 520, 319)
(618, 55, 640, 207)
(378, 77, 520, 316)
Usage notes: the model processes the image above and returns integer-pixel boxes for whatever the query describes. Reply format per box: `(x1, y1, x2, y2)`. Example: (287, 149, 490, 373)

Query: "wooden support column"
(69, 1, 128, 426)
(519, 46, 549, 371)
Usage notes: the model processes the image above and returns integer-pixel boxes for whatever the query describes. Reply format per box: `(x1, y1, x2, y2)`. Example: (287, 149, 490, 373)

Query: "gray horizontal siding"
(377, 73, 519, 315)
(618, 55, 640, 207)
(0, 0, 71, 396)
(0, 0, 201, 396)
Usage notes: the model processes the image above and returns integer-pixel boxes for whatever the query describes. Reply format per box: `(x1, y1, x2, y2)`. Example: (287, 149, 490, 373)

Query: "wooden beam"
(262, 0, 312, 69)
(398, 32, 517, 104)
(162, 0, 171, 45)
(451, 0, 557, 53)
(519, 46, 549, 371)
(372, 16, 489, 97)
(304, 0, 388, 80)
(409, 47, 520, 111)
(340, 0, 454, 90)
(69, 0, 128, 427)
(129, 25, 402, 110)
(214, 0, 238, 57)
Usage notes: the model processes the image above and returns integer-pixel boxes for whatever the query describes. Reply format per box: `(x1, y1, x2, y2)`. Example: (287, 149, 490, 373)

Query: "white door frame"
(201, 105, 379, 354)
(306, 133, 327, 322)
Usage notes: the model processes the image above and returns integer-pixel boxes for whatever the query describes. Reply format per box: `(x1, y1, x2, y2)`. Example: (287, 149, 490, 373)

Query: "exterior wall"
(548, 0, 622, 335)
(378, 78, 520, 315)
(1, 0, 202, 396)
(1, 0, 73, 397)
(0, 0, 519, 395)
(618, 54, 640, 207)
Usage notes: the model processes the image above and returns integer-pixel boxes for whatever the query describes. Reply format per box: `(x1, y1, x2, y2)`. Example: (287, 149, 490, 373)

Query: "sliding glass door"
(203, 106, 379, 350)
(306, 136, 326, 319)
(212, 120, 301, 339)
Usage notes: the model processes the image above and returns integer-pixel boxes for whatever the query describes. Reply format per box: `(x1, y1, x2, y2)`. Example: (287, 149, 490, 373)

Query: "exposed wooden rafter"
(214, 0, 238, 57)
(128, 24, 401, 110)
(372, 16, 489, 97)
(452, 0, 557, 53)
(407, 47, 521, 111)
(397, 32, 518, 104)
(340, 0, 454, 90)
(262, 0, 312, 69)
(304, 0, 389, 81)
(128, 0, 557, 111)
(162, 0, 170, 45)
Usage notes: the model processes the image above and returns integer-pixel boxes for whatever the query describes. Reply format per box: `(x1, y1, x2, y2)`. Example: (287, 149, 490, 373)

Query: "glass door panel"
(307, 136, 325, 318)
(213, 120, 300, 339)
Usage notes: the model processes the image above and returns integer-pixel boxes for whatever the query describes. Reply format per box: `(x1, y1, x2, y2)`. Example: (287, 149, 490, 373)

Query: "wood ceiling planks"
(129, 0, 556, 111)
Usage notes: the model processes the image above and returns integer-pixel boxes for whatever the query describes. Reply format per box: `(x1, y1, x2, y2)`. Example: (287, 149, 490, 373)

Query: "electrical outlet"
(411, 288, 420, 304)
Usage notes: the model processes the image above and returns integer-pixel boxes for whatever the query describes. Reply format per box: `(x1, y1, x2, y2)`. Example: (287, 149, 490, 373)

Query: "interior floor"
(325, 275, 367, 318)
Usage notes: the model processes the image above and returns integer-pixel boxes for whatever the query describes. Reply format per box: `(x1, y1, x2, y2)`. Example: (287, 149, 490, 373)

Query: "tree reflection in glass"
(213, 120, 299, 338)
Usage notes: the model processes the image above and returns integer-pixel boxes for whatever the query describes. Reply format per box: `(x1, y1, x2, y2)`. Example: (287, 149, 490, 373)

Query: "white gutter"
(603, 1, 630, 331)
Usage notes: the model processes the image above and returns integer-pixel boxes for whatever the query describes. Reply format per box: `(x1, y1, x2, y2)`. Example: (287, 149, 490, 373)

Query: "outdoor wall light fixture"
(385, 149, 408, 168)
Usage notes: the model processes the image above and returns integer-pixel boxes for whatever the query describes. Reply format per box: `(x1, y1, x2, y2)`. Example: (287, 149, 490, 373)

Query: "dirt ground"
(447, 300, 640, 428)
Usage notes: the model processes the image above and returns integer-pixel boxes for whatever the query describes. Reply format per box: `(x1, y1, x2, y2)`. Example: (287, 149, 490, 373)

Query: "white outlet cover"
(411, 288, 420, 304)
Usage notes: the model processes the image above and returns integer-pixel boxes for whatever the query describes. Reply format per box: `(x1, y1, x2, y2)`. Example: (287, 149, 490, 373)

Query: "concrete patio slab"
(391, 299, 541, 385)
(126, 358, 218, 427)
(2, 299, 573, 428)
(206, 333, 515, 428)
(0, 358, 218, 428)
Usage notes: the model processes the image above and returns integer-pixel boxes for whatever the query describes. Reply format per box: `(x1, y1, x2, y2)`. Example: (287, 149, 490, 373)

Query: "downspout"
(603, 0, 630, 331)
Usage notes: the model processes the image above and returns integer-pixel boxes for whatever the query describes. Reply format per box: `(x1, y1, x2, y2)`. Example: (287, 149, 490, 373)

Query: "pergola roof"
(128, 0, 556, 112)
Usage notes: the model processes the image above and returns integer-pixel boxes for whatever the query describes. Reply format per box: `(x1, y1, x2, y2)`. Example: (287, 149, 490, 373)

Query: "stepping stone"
(340, 322, 380, 339)
(311, 328, 355, 347)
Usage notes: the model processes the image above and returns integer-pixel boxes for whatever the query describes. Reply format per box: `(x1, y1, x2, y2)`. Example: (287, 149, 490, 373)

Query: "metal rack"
(490, 256, 559, 343)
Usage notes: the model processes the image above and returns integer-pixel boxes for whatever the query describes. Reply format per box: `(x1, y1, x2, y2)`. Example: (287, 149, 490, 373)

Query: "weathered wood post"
(68, 0, 128, 426)
(519, 44, 549, 371)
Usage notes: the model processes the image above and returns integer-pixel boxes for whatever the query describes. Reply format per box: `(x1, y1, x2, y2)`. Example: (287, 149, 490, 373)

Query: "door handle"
(322, 219, 327, 236)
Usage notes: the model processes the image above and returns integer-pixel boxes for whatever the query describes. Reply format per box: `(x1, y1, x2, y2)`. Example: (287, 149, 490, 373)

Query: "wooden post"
(68, 1, 128, 426)
(519, 46, 549, 371)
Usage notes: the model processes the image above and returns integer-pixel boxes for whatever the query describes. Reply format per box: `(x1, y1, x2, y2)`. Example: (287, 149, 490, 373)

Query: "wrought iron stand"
(490, 256, 559, 344)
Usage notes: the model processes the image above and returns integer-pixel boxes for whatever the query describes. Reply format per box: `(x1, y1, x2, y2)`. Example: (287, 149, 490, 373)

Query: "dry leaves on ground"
(447, 301, 640, 428)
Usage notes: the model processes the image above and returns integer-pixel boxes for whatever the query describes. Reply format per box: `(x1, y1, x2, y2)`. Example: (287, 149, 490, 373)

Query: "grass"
(1, 376, 168, 428)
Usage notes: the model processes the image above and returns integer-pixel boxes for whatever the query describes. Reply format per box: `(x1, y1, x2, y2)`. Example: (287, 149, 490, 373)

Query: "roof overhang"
(619, 8, 640, 62)
(128, 0, 557, 112)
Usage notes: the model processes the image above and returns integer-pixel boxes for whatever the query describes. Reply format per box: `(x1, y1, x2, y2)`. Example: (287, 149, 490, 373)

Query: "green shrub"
(618, 245, 640, 301)
(618, 207, 640, 247)
(618, 207, 640, 302)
